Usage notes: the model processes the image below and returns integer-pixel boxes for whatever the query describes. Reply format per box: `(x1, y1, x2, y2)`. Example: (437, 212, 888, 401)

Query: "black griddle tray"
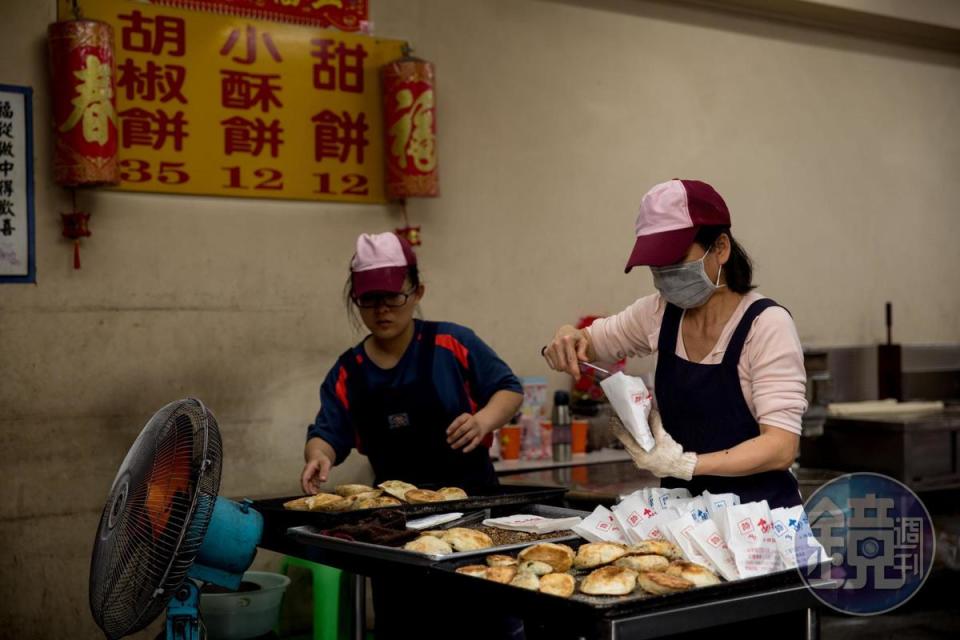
(286, 504, 586, 568)
(253, 482, 567, 541)
(433, 538, 828, 620)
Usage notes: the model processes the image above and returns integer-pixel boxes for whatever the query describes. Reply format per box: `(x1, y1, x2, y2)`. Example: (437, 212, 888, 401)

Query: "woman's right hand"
(542, 324, 594, 380)
(301, 438, 334, 494)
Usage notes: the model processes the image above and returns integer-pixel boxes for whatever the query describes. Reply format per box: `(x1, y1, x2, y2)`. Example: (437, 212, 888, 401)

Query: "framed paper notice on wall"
(0, 84, 35, 284)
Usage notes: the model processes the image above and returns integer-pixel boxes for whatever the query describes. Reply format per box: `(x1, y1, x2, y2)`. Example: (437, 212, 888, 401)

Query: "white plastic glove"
(611, 411, 698, 481)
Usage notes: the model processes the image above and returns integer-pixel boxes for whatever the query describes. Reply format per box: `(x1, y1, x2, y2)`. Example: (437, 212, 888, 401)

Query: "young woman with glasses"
(301, 231, 523, 495)
(300, 232, 525, 640)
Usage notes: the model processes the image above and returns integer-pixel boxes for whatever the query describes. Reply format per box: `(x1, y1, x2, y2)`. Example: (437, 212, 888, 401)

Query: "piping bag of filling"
(591, 363, 655, 452)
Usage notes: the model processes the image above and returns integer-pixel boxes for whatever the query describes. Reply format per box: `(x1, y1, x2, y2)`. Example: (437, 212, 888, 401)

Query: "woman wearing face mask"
(543, 179, 806, 508)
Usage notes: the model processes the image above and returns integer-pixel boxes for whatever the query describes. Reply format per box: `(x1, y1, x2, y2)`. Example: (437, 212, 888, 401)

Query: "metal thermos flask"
(552, 390, 572, 462)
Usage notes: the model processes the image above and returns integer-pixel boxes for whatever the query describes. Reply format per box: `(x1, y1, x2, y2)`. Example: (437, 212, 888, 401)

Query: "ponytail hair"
(694, 225, 755, 293)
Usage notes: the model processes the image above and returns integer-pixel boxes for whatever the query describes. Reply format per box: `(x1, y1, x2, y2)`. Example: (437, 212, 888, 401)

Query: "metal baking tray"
(432, 555, 827, 639)
(253, 482, 567, 543)
(286, 504, 588, 569)
(431, 537, 829, 620)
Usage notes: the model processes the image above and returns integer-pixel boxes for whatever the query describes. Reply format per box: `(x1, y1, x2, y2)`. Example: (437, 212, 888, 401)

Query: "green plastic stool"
(278, 557, 348, 640)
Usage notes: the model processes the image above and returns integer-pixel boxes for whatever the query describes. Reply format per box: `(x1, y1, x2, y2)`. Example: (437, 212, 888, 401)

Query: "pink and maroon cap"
(350, 232, 417, 297)
(624, 179, 731, 271)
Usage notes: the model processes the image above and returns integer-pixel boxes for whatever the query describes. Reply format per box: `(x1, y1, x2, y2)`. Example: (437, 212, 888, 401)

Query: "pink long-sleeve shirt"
(586, 292, 807, 435)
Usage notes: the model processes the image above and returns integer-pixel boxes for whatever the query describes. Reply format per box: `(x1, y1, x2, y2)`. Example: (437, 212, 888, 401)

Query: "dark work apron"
(338, 320, 498, 491)
(340, 322, 518, 639)
(655, 298, 802, 509)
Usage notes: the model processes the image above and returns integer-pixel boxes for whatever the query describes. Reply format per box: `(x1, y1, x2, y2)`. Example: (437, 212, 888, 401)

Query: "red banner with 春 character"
(150, 0, 369, 31)
(48, 20, 120, 186)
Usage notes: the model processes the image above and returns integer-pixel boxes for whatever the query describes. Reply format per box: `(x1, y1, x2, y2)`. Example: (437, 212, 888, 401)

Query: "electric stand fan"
(89, 399, 264, 640)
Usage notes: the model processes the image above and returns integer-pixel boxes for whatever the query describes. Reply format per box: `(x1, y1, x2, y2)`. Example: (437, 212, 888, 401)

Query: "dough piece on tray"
(627, 540, 684, 561)
(378, 480, 418, 501)
(539, 573, 575, 598)
(335, 484, 379, 497)
(580, 566, 638, 596)
(442, 527, 494, 552)
(665, 562, 721, 587)
(509, 572, 541, 591)
(455, 564, 488, 578)
(438, 487, 469, 501)
(486, 554, 519, 568)
(282, 496, 311, 511)
(518, 560, 553, 576)
(637, 571, 694, 595)
(615, 554, 670, 572)
(486, 566, 518, 584)
(352, 495, 403, 510)
(573, 542, 628, 569)
(306, 493, 349, 512)
(403, 535, 454, 555)
(518, 542, 575, 573)
(405, 489, 446, 504)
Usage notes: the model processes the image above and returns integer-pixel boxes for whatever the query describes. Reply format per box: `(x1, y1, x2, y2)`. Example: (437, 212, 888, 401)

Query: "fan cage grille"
(89, 399, 222, 640)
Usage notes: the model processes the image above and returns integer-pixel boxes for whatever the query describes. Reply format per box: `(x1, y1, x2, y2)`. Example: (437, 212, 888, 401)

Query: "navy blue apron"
(338, 320, 498, 491)
(341, 322, 520, 640)
(655, 298, 801, 509)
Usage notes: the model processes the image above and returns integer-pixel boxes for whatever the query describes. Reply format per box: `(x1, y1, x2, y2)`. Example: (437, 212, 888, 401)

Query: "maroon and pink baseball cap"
(350, 232, 417, 297)
(624, 179, 731, 271)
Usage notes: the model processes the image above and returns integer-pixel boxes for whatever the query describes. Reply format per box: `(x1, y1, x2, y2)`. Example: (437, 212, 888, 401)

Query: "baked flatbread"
(486, 554, 518, 568)
(518, 560, 554, 576)
(518, 543, 575, 573)
(509, 572, 540, 591)
(627, 540, 684, 561)
(404, 536, 453, 555)
(573, 542, 628, 569)
(638, 571, 694, 595)
(438, 487, 468, 501)
(455, 564, 488, 578)
(378, 480, 418, 501)
(404, 489, 445, 504)
(580, 566, 638, 596)
(306, 493, 349, 512)
(615, 554, 670, 572)
(539, 573, 575, 598)
(282, 496, 311, 511)
(334, 484, 378, 498)
(351, 495, 403, 511)
(486, 566, 518, 584)
(441, 527, 494, 552)
(665, 562, 721, 587)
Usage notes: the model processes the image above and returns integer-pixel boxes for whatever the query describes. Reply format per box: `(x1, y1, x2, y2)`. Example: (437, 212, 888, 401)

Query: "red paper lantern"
(48, 19, 119, 268)
(382, 55, 438, 200)
(48, 19, 119, 187)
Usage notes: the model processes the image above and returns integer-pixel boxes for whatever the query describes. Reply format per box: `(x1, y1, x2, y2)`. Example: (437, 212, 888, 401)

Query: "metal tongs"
(579, 361, 612, 380)
(540, 345, 613, 380)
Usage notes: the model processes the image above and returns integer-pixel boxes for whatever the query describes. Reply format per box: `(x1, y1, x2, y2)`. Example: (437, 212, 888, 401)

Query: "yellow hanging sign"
(58, 0, 405, 203)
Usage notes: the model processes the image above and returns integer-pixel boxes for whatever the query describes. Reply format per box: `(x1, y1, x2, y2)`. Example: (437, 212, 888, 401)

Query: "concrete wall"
(1, 0, 958, 637)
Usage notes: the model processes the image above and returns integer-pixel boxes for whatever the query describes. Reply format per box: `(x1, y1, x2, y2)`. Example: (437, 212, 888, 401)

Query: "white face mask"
(651, 250, 725, 309)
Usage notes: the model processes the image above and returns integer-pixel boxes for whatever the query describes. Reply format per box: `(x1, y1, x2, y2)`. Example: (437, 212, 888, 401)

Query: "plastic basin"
(199, 571, 291, 640)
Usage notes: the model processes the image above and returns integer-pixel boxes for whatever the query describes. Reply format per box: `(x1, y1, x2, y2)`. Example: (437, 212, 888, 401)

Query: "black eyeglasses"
(352, 288, 417, 309)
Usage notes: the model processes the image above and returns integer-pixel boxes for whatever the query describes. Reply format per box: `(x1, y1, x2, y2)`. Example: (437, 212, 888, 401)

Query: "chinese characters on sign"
(0, 85, 35, 283)
(150, 0, 369, 32)
(59, 0, 405, 203)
